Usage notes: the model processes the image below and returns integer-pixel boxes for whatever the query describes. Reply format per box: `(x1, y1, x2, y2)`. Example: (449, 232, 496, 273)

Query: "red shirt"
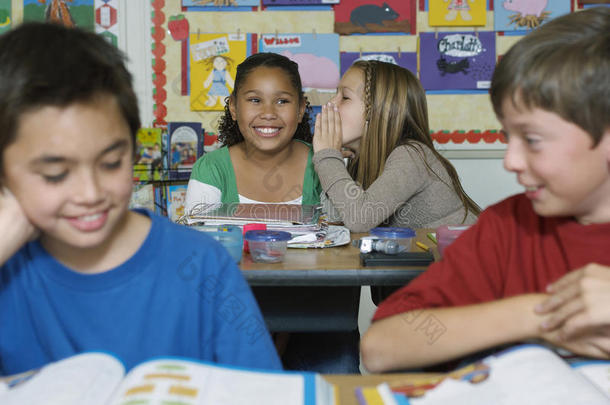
(374, 194, 610, 320)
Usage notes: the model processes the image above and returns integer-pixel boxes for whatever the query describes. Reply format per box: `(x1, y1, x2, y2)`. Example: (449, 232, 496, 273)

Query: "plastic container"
(436, 225, 471, 257)
(369, 227, 416, 254)
(242, 223, 267, 253)
(244, 230, 292, 263)
(209, 230, 243, 263)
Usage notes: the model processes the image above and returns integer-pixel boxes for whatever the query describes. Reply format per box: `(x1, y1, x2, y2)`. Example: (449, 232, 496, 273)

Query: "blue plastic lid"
(370, 227, 416, 238)
(244, 230, 292, 242)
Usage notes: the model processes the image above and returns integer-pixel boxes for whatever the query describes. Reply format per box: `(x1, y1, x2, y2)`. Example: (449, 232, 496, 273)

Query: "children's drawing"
(190, 33, 251, 111)
(23, 0, 94, 30)
(334, 0, 416, 35)
(262, 0, 339, 5)
(202, 55, 235, 108)
(419, 31, 495, 91)
(182, 0, 259, 7)
(340, 51, 417, 77)
(94, 0, 119, 46)
(447, 0, 472, 21)
(0, 0, 11, 34)
(429, 0, 486, 27)
(493, 0, 571, 32)
(281, 51, 338, 90)
(259, 33, 340, 105)
(504, 0, 549, 28)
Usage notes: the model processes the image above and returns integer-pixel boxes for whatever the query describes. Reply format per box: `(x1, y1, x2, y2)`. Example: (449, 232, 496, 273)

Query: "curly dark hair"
(218, 52, 313, 147)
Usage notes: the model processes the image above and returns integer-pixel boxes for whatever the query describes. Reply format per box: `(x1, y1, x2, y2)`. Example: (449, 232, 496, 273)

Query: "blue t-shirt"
(0, 210, 281, 375)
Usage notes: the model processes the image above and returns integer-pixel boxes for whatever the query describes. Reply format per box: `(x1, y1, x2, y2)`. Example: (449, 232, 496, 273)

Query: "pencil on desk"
(416, 241, 430, 251)
(426, 232, 437, 245)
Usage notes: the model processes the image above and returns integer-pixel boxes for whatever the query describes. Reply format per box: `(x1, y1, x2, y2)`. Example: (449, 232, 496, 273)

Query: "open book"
(357, 344, 610, 405)
(1, 352, 336, 405)
(184, 203, 321, 226)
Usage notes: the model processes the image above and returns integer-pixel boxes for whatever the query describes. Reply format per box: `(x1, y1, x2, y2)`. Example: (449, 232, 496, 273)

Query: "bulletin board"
(2, 0, 589, 152)
(149, 0, 584, 151)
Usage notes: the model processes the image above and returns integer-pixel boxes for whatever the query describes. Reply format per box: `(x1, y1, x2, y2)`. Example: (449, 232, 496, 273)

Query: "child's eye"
(42, 172, 68, 183)
(277, 99, 290, 105)
(102, 160, 122, 170)
(342, 96, 350, 101)
(247, 98, 260, 103)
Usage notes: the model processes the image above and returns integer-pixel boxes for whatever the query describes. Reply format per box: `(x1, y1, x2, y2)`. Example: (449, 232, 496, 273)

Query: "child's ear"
(603, 128, 610, 164)
(228, 95, 237, 120)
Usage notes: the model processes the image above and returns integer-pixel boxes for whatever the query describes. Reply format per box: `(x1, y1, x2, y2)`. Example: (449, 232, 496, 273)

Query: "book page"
(2, 353, 124, 405)
(573, 362, 610, 398)
(410, 345, 609, 405)
(108, 358, 321, 405)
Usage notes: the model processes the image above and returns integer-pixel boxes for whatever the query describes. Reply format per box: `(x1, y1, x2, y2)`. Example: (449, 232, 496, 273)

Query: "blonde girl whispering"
(313, 60, 480, 233)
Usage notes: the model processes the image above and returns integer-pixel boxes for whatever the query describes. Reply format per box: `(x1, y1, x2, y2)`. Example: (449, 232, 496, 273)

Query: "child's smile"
(229, 66, 304, 153)
(3, 95, 137, 257)
(501, 100, 610, 224)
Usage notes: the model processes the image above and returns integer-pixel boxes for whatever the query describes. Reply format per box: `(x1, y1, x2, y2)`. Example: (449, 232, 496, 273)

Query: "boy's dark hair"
(491, 7, 610, 145)
(218, 52, 313, 146)
(0, 22, 140, 178)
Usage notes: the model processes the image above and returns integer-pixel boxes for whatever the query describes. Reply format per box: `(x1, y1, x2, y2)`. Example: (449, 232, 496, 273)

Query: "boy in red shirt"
(361, 7, 610, 372)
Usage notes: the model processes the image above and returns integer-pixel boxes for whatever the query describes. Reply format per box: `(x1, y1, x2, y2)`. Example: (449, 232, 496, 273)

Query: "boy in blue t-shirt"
(0, 22, 281, 375)
(361, 7, 610, 372)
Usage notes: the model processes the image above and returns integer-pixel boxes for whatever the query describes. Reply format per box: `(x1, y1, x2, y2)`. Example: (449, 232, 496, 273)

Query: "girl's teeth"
(257, 127, 278, 134)
(525, 186, 538, 192)
(80, 213, 102, 222)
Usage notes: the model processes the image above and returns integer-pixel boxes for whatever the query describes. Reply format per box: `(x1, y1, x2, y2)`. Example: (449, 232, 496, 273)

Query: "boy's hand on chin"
(0, 187, 39, 244)
(313, 103, 343, 153)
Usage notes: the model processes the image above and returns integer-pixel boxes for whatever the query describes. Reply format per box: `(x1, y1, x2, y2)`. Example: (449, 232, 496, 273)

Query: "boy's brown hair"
(0, 22, 140, 183)
(490, 7, 610, 145)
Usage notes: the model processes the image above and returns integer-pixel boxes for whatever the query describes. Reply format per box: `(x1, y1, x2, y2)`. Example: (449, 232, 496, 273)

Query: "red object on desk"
(242, 223, 266, 253)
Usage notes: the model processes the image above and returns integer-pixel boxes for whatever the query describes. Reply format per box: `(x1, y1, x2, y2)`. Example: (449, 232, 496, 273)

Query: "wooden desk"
(240, 229, 436, 286)
(240, 229, 436, 332)
(323, 373, 441, 405)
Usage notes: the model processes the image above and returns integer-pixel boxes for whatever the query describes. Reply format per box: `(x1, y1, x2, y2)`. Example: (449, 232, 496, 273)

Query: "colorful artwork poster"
(334, 0, 416, 35)
(259, 33, 340, 105)
(0, 0, 11, 35)
(94, 0, 119, 46)
(190, 33, 252, 111)
(263, 0, 338, 5)
(419, 31, 496, 91)
(23, 0, 95, 30)
(429, 0, 487, 26)
(493, 0, 571, 33)
(340, 51, 417, 76)
(182, 0, 258, 10)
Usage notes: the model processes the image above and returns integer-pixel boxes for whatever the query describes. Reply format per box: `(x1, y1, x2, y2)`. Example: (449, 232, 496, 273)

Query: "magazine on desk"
(357, 344, 610, 405)
(1, 352, 337, 405)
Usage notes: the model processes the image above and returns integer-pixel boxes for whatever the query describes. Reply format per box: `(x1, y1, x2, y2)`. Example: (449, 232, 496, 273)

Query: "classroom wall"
(124, 1, 528, 208)
(7, 0, 582, 208)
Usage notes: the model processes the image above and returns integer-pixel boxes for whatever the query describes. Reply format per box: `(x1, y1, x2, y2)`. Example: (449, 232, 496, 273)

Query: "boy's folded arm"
(361, 293, 547, 373)
(0, 188, 37, 265)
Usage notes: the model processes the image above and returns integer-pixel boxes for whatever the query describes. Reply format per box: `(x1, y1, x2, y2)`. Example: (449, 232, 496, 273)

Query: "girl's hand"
(536, 264, 610, 340)
(0, 188, 38, 263)
(313, 102, 343, 153)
